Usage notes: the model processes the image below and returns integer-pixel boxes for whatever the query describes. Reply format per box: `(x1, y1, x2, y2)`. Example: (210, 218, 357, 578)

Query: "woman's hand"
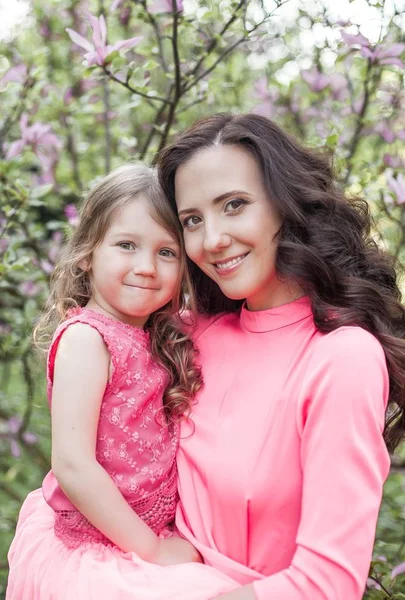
(212, 584, 256, 599)
(152, 535, 203, 566)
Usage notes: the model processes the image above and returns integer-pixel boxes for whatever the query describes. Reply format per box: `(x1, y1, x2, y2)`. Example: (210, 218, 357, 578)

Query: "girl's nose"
(132, 253, 157, 277)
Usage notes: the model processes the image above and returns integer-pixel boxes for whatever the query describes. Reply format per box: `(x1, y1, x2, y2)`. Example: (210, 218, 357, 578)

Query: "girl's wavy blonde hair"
(34, 163, 202, 422)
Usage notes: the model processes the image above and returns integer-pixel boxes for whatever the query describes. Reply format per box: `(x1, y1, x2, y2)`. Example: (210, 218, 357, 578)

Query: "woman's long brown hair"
(158, 113, 405, 452)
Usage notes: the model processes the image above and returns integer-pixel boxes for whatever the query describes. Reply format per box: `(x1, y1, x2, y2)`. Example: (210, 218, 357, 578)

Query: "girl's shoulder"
(52, 307, 149, 347)
(47, 308, 150, 388)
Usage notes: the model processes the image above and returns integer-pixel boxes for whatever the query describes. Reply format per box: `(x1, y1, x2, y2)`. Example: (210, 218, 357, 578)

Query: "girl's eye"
(224, 199, 246, 213)
(159, 248, 177, 258)
(182, 215, 202, 229)
(118, 242, 135, 250)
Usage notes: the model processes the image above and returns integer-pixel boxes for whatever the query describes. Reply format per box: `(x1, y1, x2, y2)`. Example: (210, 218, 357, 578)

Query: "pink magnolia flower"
(19, 281, 41, 297)
(89, 93, 102, 104)
(301, 69, 348, 101)
(384, 154, 405, 169)
(0, 238, 9, 253)
(0, 320, 11, 335)
(39, 21, 52, 40)
(373, 121, 396, 144)
(64, 204, 80, 227)
(80, 78, 100, 93)
(6, 114, 61, 185)
(328, 73, 348, 101)
(362, 42, 405, 68)
(0, 64, 27, 88)
(95, 110, 117, 122)
(66, 13, 142, 67)
(341, 30, 405, 68)
(302, 68, 330, 92)
(0, 416, 38, 458)
(392, 562, 405, 579)
(48, 231, 63, 263)
(149, 0, 183, 13)
(252, 77, 281, 117)
(366, 578, 381, 590)
(6, 114, 61, 161)
(386, 171, 405, 204)
(40, 259, 54, 274)
(340, 31, 370, 49)
(63, 87, 75, 106)
(352, 97, 364, 114)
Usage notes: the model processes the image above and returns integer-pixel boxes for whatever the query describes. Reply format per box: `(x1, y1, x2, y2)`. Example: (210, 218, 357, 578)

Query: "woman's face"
(175, 144, 295, 311)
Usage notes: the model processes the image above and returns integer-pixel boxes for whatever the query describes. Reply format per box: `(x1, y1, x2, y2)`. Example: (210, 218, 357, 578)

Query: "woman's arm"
(51, 323, 200, 565)
(217, 327, 390, 600)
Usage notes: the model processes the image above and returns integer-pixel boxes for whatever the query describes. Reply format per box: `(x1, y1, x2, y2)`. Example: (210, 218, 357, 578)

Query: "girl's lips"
(213, 253, 249, 275)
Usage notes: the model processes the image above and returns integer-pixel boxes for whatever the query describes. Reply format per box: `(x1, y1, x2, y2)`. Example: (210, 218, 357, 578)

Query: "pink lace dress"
(6, 309, 237, 600)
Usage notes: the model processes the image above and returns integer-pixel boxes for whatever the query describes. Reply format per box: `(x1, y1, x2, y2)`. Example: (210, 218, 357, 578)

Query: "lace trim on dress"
(53, 467, 178, 549)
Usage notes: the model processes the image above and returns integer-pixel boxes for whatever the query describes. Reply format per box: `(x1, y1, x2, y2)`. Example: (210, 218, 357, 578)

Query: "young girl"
(6, 164, 238, 599)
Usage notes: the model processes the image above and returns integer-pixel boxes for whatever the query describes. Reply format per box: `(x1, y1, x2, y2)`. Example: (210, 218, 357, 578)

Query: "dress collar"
(240, 296, 312, 333)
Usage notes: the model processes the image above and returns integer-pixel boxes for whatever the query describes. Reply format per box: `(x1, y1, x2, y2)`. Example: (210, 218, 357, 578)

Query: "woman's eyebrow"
(178, 190, 251, 216)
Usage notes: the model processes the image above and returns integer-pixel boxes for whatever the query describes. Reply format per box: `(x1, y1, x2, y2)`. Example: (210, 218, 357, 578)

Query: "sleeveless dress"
(6, 309, 238, 599)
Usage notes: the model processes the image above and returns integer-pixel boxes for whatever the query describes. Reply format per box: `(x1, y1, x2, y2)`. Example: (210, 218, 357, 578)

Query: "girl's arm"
(215, 327, 390, 600)
(51, 323, 199, 564)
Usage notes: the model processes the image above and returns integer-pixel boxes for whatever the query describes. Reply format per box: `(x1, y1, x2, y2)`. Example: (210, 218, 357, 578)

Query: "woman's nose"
(202, 224, 232, 253)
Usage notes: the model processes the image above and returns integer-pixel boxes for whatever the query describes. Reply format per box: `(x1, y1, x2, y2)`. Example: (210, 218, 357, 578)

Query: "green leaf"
(31, 184, 53, 199)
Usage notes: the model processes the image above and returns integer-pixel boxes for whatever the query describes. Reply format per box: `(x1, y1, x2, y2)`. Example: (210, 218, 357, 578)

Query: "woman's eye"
(225, 199, 246, 213)
(118, 242, 135, 250)
(182, 215, 201, 229)
(159, 248, 177, 258)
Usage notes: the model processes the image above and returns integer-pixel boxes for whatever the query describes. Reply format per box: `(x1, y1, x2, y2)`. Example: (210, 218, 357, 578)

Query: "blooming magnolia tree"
(1, 0, 405, 596)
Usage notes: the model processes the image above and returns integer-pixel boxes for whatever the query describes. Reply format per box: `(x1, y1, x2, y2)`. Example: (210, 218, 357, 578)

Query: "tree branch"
(153, 2, 183, 158)
(367, 575, 393, 598)
(20, 352, 34, 434)
(61, 114, 83, 191)
(103, 67, 173, 105)
(138, 0, 168, 72)
(0, 74, 34, 156)
(183, 0, 247, 85)
(102, 74, 112, 173)
(172, 0, 182, 101)
(344, 59, 374, 184)
(183, 9, 284, 94)
(139, 99, 170, 160)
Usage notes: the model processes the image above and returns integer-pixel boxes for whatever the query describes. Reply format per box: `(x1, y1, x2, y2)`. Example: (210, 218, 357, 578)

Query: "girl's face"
(85, 196, 181, 327)
(175, 144, 298, 311)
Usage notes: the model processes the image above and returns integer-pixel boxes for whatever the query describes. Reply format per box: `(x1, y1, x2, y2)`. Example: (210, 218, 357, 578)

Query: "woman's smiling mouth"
(213, 253, 249, 274)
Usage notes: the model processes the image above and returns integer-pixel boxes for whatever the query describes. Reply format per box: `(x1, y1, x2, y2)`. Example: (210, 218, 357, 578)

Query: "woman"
(157, 113, 405, 599)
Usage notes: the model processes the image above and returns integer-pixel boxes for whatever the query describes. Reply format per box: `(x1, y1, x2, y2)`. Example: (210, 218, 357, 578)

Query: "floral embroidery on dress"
(54, 466, 178, 549)
(44, 308, 179, 548)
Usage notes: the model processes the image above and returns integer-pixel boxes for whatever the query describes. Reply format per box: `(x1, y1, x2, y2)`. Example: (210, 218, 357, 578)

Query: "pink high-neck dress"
(6, 309, 238, 600)
(175, 297, 390, 599)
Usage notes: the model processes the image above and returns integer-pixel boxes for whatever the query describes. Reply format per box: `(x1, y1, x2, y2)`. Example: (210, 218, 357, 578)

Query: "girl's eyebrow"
(110, 232, 138, 238)
(177, 190, 252, 216)
(111, 231, 179, 246)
